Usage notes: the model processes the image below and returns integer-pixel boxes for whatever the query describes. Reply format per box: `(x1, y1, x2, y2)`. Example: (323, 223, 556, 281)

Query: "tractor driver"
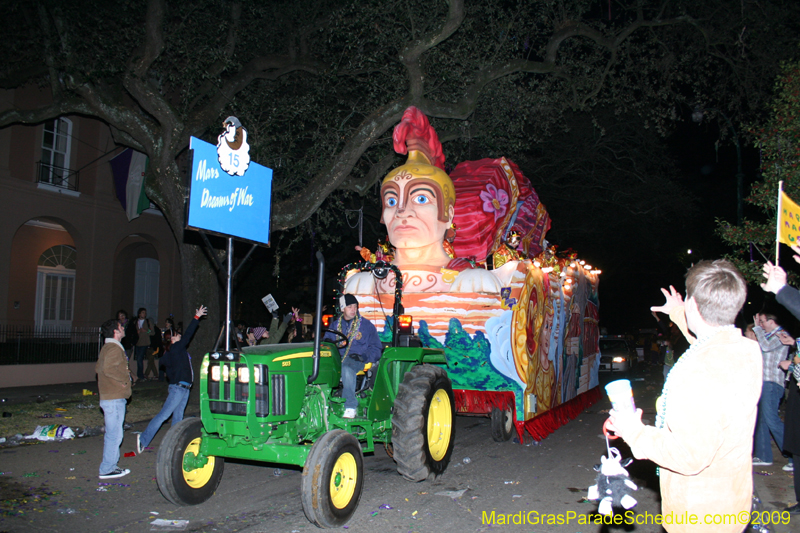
(323, 294, 382, 419)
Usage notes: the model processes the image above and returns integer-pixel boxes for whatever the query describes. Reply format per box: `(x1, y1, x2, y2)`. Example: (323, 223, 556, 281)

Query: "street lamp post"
(692, 107, 744, 225)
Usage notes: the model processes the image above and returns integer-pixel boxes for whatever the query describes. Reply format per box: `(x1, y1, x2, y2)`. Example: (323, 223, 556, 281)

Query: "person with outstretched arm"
(136, 305, 207, 454)
(607, 260, 762, 532)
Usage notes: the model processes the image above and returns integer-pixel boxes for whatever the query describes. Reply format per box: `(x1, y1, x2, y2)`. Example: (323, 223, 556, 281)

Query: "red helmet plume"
(392, 106, 445, 170)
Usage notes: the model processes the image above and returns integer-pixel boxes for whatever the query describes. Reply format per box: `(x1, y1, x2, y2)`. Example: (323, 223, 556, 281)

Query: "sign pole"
(777, 181, 783, 267)
(226, 237, 233, 351)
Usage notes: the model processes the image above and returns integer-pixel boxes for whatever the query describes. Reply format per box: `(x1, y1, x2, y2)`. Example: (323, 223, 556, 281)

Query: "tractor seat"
(355, 361, 379, 394)
(332, 361, 380, 398)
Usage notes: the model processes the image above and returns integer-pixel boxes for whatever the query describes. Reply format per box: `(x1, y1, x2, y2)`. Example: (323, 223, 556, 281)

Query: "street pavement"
(0, 365, 796, 533)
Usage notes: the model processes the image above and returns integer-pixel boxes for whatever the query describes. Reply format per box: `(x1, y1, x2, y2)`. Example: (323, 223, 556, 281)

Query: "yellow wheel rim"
(329, 452, 358, 509)
(183, 437, 216, 489)
(426, 389, 452, 461)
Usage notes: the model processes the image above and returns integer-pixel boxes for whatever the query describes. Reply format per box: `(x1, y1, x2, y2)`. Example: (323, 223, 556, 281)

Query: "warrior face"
(381, 172, 453, 252)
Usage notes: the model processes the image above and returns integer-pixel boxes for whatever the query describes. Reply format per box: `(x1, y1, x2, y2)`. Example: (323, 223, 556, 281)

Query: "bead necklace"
(656, 324, 737, 430)
(654, 324, 735, 476)
(336, 313, 362, 360)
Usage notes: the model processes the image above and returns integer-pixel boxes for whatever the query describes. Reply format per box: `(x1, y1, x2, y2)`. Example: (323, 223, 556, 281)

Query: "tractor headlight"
(235, 364, 262, 384)
(222, 365, 230, 382)
(211, 365, 221, 381)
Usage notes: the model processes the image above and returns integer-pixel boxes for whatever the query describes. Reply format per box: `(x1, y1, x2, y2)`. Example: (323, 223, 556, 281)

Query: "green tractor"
(155, 252, 456, 528)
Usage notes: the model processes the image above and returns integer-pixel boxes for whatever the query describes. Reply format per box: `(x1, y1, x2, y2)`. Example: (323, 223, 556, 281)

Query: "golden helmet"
(380, 148, 455, 223)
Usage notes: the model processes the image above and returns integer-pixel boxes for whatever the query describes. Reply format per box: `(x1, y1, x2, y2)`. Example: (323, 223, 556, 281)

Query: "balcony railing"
(37, 162, 79, 192)
(0, 325, 102, 365)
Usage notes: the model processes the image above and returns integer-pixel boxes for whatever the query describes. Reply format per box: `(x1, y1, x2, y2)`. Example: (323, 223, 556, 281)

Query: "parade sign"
(261, 293, 279, 312)
(186, 133, 272, 246)
(779, 189, 800, 246)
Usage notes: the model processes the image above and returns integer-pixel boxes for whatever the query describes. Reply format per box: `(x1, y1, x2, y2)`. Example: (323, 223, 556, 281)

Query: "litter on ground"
(150, 518, 190, 530)
(435, 489, 468, 499)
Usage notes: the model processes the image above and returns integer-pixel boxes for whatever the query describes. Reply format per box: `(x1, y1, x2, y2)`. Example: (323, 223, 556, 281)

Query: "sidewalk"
(1, 380, 104, 406)
(0, 379, 170, 406)
(750, 432, 797, 522)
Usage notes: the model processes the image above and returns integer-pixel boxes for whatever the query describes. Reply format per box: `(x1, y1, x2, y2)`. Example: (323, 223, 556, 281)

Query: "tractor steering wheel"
(322, 328, 349, 348)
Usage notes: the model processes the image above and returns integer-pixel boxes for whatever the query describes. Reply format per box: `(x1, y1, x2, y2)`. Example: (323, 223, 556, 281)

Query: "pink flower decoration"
(480, 184, 509, 221)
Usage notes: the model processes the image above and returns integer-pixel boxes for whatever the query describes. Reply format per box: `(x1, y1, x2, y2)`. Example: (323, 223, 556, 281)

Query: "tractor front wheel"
(392, 364, 455, 481)
(301, 430, 364, 528)
(156, 418, 224, 506)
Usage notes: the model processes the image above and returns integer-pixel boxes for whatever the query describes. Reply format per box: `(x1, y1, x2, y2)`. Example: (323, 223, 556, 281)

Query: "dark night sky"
(594, 112, 771, 334)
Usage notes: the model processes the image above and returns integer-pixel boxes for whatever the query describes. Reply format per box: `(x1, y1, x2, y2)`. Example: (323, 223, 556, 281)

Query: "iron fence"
(0, 325, 102, 365)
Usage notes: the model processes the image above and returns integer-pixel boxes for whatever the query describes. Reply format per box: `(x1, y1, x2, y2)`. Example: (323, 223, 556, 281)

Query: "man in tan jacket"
(608, 260, 761, 532)
(96, 318, 133, 479)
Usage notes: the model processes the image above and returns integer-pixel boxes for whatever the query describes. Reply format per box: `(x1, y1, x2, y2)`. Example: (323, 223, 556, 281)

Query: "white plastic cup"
(605, 379, 636, 414)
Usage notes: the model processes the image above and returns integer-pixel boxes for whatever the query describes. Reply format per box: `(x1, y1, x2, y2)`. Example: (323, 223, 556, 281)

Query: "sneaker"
(136, 434, 143, 455)
(785, 502, 800, 514)
(99, 468, 130, 479)
(343, 408, 356, 419)
(752, 457, 773, 466)
(784, 463, 794, 472)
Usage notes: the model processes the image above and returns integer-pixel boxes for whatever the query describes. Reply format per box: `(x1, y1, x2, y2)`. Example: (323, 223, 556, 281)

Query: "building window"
(38, 244, 77, 269)
(39, 118, 76, 190)
(133, 258, 160, 324)
(35, 245, 77, 330)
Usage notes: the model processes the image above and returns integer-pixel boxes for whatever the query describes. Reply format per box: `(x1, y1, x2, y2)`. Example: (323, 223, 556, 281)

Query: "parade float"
(342, 107, 601, 442)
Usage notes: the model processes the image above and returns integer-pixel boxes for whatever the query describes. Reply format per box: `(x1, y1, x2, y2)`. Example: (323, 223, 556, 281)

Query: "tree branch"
(270, 97, 411, 229)
(132, 0, 166, 78)
(184, 54, 325, 146)
(339, 150, 398, 193)
(120, 0, 178, 147)
(37, 4, 63, 100)
(398, 0, 465, 99)
(187, 2, 242, 110)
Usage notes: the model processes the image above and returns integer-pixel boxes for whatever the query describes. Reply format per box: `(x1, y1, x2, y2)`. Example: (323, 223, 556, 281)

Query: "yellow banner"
(779, 191, 800, 245)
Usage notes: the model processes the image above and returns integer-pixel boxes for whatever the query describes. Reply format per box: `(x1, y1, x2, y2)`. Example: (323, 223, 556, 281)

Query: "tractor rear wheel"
(301, 430, 364, 528)
(392, 364, 455, 481)
(156, 418, 224, 506)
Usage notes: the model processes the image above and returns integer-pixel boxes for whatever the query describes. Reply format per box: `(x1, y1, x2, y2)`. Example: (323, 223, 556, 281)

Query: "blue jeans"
(99, 399, 127, 475)
(139, 384, 191, 449)
(341, 356, 364, 409)
(754, 381, 785, 462)
(134, 345, 148, 380)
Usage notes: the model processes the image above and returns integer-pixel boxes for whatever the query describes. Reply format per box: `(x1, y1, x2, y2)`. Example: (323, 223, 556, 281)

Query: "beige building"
(0, 86, 183, 387)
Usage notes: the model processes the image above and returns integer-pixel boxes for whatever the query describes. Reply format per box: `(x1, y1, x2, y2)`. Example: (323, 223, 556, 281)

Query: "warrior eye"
(385, 197, 397, 207)
(412, 194, 430, 205)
